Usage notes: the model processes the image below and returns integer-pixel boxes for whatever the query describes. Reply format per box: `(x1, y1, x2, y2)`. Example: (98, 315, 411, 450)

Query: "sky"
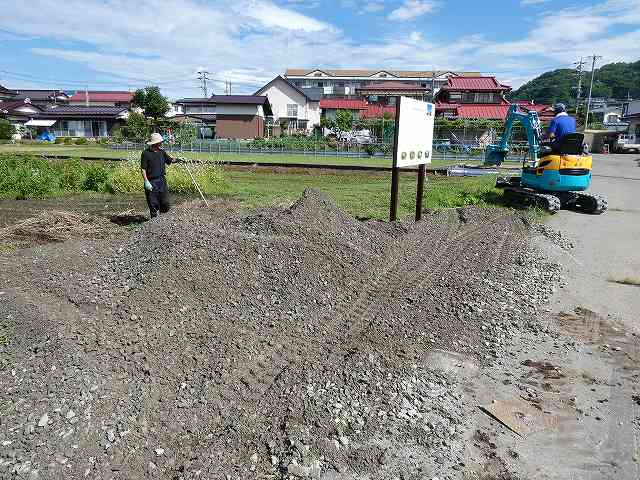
(1, 0, 639, 99)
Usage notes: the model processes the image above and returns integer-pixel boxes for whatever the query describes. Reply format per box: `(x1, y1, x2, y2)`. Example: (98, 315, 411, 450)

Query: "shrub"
(56, 158, 86, 191)
(75, 137, 89, 145)
(3, 157, 60, 199)
(167, 163, 225, 195)
(83, 163, 110, 191)
(106, 162, 141, 194)
(0, 119, 14, 140)
(54, 137, 65, 144)
(63, 137, 74, 145)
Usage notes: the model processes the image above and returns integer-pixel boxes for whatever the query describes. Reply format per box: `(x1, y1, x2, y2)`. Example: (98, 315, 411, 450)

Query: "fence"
(108, 138, 530, 164)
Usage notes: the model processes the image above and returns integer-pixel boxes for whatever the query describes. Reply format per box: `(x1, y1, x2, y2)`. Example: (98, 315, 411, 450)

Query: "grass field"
(223, 170, 501, 219)
(0, 143, 478, 169)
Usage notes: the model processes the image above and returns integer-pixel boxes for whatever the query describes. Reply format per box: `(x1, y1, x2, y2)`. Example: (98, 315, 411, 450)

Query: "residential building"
(434, 76, 512, 120)
(284, 69, 481, 97)
(36, 105, 129, 137)
(0, 84, 17, 101)
(12, 89, 69, 107)
(622, 100, 640, 135)
(68, 90, 133, 108)
(174, 95, 272, 139)
(320, 99, 367, 121)
(0, 98, 44, 125)
(255, 76, 322, 132)
(357, 82, 429, 105)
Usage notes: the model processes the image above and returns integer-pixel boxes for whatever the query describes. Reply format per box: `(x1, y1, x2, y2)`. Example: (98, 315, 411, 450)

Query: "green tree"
(335, 109, 354, 134)
(131, 86, 170, 119)
(124, 112, 152, 142)
(0, 119, 15, 140)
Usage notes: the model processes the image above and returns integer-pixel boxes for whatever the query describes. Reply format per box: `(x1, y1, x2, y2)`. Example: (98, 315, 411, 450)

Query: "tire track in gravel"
(224, 212, 514, 408)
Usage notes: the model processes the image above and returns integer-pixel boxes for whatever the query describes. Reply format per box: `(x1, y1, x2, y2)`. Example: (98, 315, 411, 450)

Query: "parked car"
(614, 133, 640, 153)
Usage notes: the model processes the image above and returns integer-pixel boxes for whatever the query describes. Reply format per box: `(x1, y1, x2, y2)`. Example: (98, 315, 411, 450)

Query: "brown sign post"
(389, 96, 434, 222)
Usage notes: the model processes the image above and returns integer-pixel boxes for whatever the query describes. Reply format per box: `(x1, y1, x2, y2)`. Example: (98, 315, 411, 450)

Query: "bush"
(106, 162, 141, 194)
(83, 163, 110, 191)
(55, 137, 65, 144)
(0, 156, 60, 199)
(0, 119, 14, 140)
(97, 138, 109, 145)
(63, 137, 74, 145)
(75, 137, 89, 145)
(56, 158, 86, 191)
(167, 163, 225, 195)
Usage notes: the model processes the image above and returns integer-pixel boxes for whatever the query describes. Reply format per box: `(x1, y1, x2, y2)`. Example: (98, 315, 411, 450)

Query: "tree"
(335, 110, 354, 134)
(124, 112, 152, 142)
(131, 86, 170, 119)
(0, 119, 15, 140)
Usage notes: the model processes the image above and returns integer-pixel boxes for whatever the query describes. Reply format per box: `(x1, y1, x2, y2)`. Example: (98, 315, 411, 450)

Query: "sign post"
(389, 96, 435, 221)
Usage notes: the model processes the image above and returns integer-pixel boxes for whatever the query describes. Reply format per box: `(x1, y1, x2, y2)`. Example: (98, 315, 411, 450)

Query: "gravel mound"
(0, 189, 562, 479)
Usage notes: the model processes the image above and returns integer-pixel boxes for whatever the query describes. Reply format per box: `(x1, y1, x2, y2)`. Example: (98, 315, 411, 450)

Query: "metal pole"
(415, 164, 426, 221)
(390, 96, 402, 221)
(584, 54, 602, 131)
(182, 161, 209, 207)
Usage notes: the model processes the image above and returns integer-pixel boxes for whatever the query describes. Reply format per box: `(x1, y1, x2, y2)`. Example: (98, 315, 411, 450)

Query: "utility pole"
(197, 70, 211, 98)
(85, 86, 89, 107)
(584, 54, 603, 131)
(573, 57, 585, 114)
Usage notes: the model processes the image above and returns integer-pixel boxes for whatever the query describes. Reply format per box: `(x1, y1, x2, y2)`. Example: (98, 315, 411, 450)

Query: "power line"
(197, 70, 211, 98)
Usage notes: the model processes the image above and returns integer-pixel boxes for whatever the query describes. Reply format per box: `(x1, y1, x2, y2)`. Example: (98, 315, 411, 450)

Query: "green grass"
(0, 143, 475, 169)
(0, 152, 507, 220)
(222, 170, 502, 219)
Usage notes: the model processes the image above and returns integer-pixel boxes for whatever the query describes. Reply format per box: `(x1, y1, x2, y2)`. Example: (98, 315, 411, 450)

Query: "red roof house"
(434, 76, 512, 120)
(68, 91, 133, 107)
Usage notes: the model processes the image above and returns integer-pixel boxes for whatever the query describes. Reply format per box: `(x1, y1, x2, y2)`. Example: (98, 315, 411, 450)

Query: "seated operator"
(544, 103, 576, 151)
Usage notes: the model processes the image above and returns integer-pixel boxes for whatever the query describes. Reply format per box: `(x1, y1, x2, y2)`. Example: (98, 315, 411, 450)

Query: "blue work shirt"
(548, 113, 576, 141)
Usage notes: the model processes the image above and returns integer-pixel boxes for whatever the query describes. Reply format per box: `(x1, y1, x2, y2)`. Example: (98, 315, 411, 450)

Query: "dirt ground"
(0, 184, 638, 479)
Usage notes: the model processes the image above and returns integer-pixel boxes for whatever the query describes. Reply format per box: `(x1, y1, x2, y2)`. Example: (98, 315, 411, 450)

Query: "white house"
(255, 76, 322, 132)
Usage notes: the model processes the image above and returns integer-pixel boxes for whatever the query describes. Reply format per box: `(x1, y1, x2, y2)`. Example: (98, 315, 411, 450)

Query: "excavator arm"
(485, 104, 542, 166)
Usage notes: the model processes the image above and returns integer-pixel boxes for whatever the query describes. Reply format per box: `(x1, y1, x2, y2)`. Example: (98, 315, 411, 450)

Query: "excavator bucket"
(484, 144, 508, 166)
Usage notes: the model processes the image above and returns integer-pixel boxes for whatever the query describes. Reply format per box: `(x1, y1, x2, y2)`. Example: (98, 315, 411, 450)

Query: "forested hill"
(510, 60, 640, 104)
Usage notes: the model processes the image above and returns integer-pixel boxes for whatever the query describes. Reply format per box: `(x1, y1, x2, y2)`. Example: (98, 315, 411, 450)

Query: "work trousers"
(144, 188, 170, 218)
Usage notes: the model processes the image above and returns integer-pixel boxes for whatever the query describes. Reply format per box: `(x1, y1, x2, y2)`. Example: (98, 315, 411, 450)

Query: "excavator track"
(502, 187, 561, 214)
(571, 192, 608, 215)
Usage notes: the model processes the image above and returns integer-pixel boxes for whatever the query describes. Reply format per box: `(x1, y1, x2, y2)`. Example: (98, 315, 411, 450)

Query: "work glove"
(144, 179, 153, 191)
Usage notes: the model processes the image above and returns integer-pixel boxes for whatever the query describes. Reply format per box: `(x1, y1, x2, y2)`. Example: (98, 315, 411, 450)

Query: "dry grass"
(607, 277, 640, 287)
(0, 211, 110, 243)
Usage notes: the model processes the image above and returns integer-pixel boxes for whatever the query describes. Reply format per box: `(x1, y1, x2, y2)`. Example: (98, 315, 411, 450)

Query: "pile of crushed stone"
(0, 189, 561, 479)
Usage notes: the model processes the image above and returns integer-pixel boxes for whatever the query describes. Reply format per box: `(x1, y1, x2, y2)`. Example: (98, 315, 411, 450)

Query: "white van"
(614, 133, 640, 153)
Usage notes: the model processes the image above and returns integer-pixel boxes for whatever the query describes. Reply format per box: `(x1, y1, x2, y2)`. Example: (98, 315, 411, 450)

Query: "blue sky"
(1, 0, 639, 99)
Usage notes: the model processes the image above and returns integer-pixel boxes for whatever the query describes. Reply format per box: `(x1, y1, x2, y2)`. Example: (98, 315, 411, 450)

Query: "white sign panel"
(394, 96, 435, 167)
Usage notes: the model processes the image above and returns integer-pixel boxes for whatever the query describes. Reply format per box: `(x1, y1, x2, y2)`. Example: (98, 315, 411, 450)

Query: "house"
(35, 105, 129, 137)
(0, 84, 17, 101)
(0, 98, 44, 125)
(12, 89, 69, 106)
(357, 82, 429, 105)
(254, 76, 322, 132)
(284, 69, 481, 97)
(434, 76, 514, 120)
(515, 100, 555, 122)
(320, 99, 367, 121)
(68, 91, 133, 108)
(621, 100, 640, 137)
(174, 95, 272, 139)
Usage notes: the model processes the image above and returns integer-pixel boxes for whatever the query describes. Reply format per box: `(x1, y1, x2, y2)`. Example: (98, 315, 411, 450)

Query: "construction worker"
(547, 103, 576, 148)
(140, 132, 177, 219)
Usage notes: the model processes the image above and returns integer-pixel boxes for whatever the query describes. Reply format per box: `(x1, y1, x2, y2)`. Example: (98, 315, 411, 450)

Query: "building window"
(317, 82, 324, 87)
(474, 92, 494, 103)
(449, 92, 462, 102)
(287, 104, 298, 118)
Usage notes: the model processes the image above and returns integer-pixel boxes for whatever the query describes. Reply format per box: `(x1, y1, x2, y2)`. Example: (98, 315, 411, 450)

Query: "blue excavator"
(485, 104, 607, 214)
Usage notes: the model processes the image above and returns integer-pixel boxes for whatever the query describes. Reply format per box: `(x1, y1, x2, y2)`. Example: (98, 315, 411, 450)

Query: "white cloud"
(520, 0, 549, 5)
(362, 1, 385, 13)
(0, 0, 639, 95)
(388, 0, 438, 21)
